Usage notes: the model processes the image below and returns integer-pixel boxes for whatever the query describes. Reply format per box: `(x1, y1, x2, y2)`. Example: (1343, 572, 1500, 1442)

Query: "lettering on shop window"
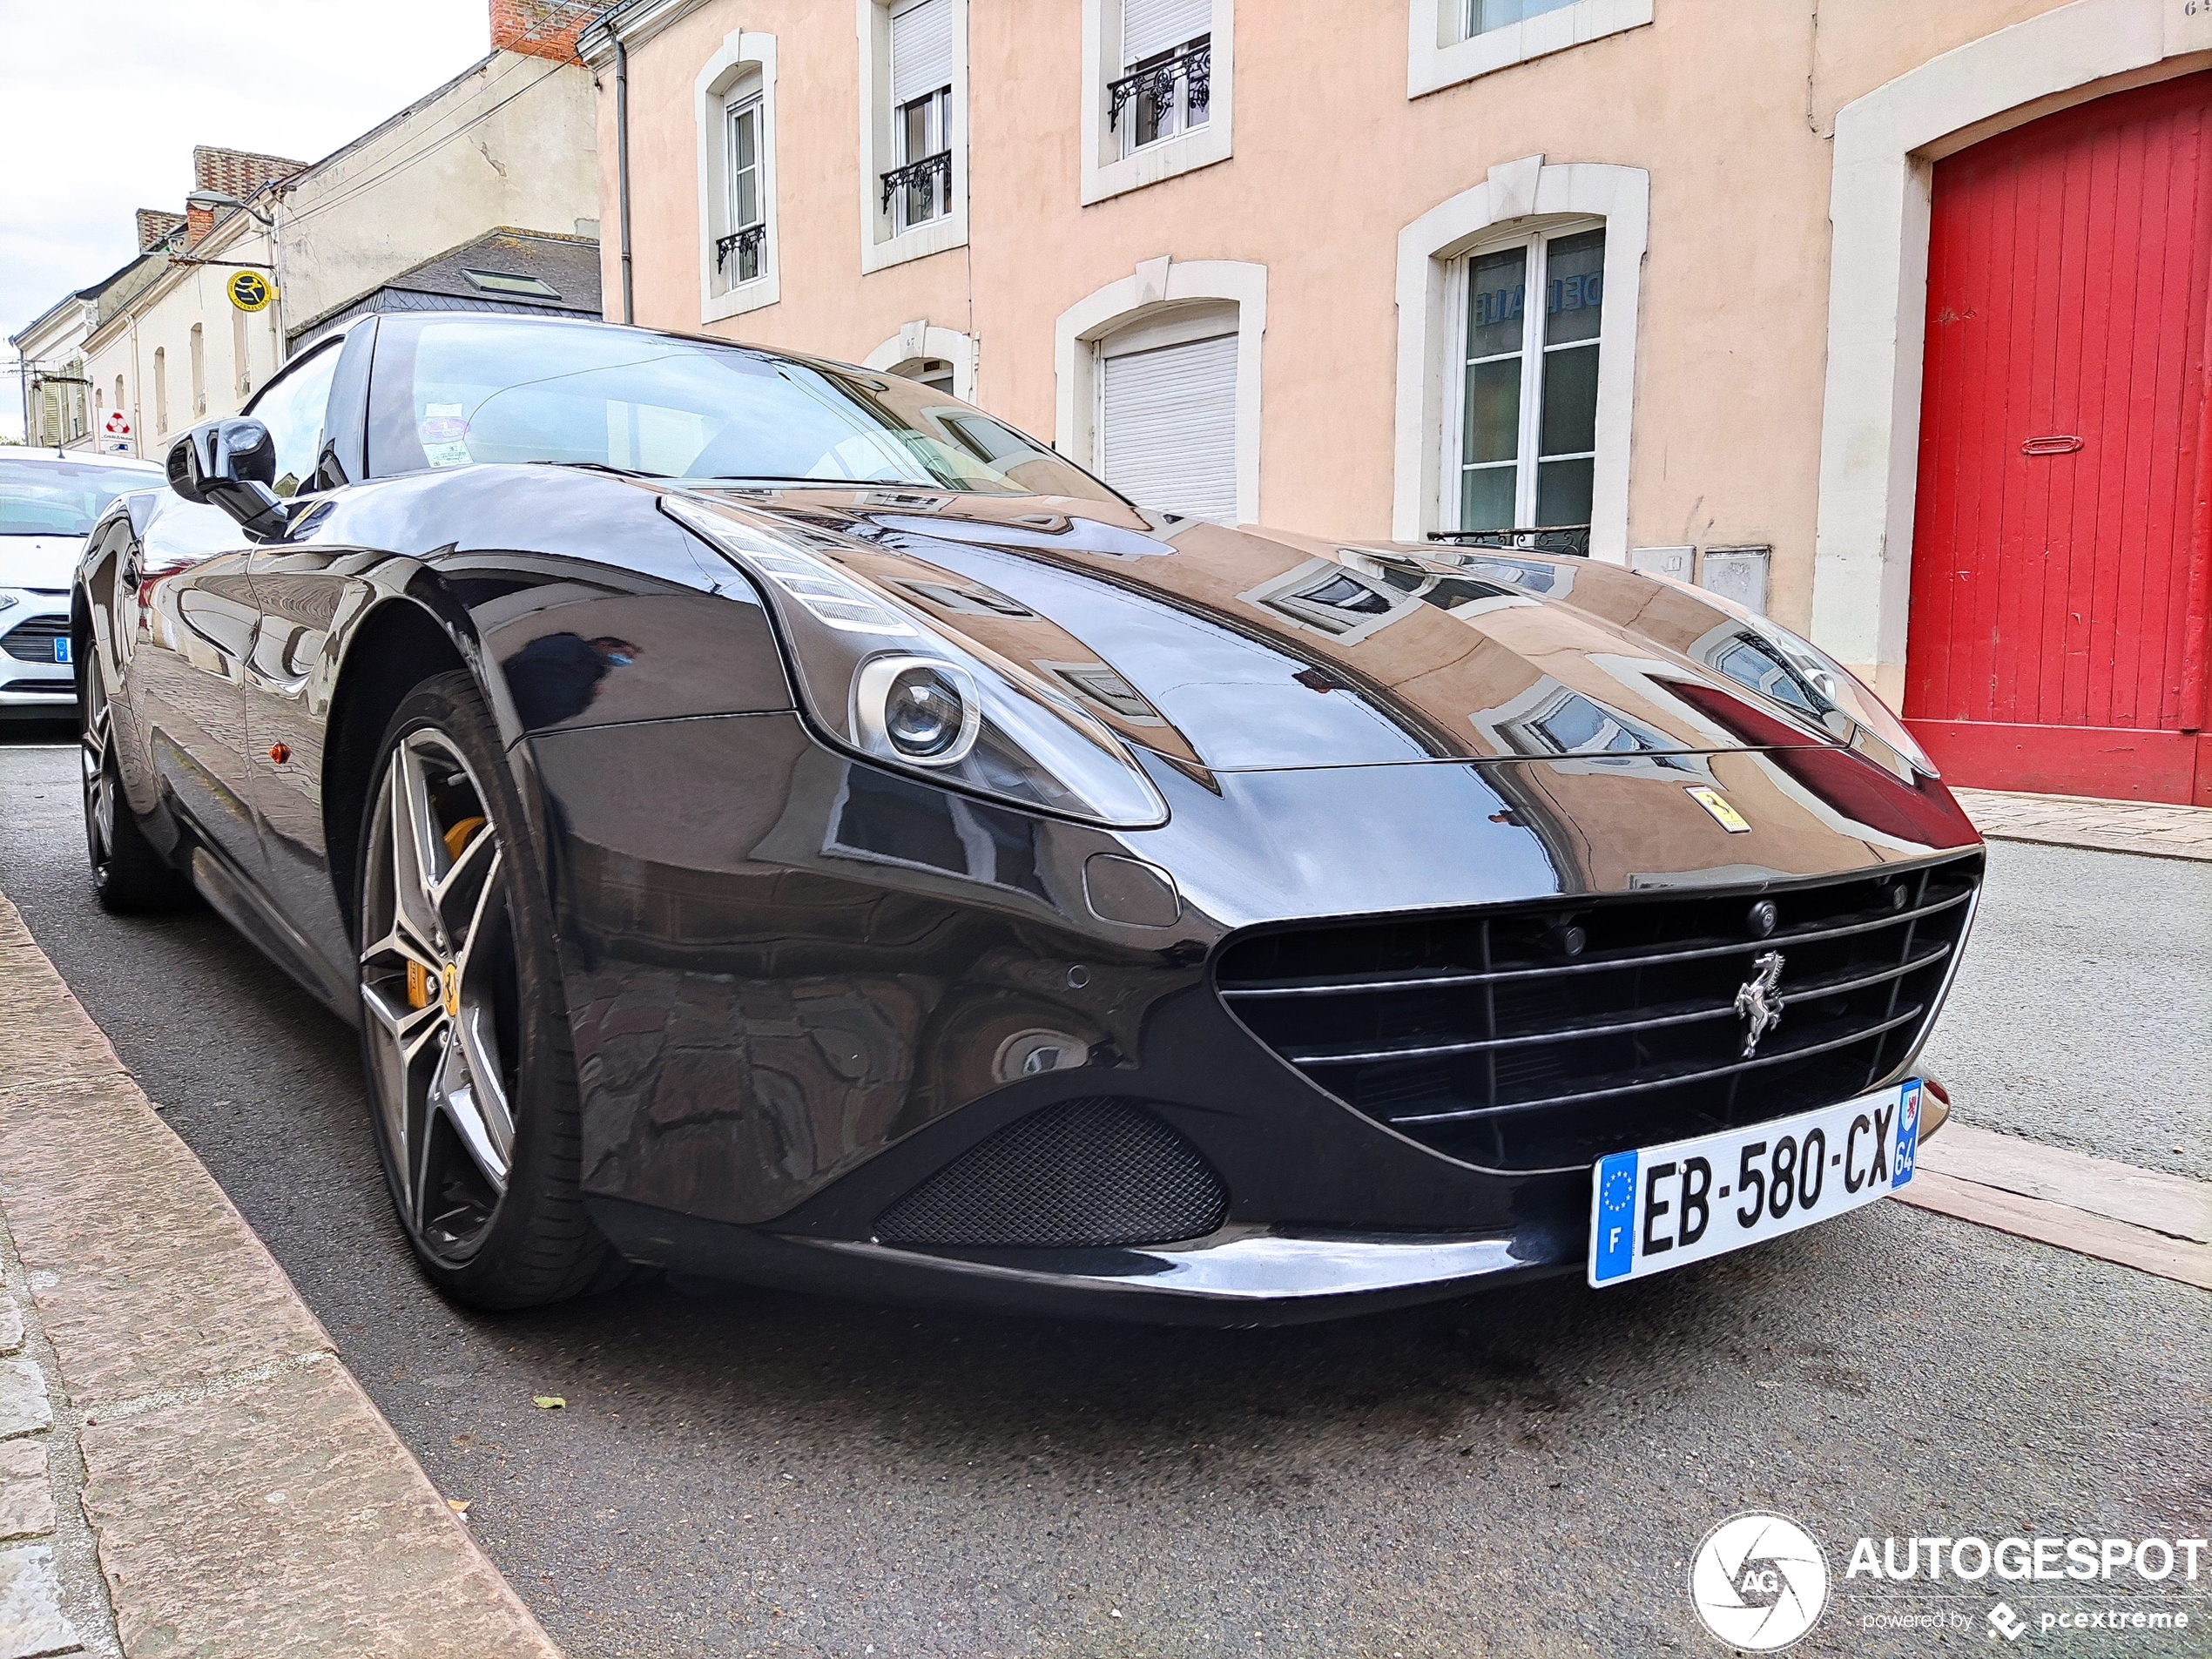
(1471, 273, 1605, 334)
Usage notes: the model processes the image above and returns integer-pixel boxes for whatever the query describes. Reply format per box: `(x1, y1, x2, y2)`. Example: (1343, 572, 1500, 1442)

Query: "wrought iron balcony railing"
(1427, 525, 1592, 558)
(714, 222, 766, 276)
(880, 150, 953, 213)
(1108, 38, 1211, 130)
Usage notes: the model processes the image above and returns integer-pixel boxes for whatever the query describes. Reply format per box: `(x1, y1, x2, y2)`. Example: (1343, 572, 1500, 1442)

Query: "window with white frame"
(1111, 0, 1211, 153)
(885, 0, 954, 231)
(696, 33, 780, 320)
(722, 85, 767, 286)
(1447, 224, 1604, 532)
(1406, 0, 1653, 101)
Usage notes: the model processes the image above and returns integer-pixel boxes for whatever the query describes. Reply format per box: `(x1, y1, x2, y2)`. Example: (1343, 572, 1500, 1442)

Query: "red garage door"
(1905, 73, 2212, 805)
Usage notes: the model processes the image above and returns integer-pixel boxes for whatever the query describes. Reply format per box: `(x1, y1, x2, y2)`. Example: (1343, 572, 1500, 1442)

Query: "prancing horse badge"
(1686, 786, 1751, 833)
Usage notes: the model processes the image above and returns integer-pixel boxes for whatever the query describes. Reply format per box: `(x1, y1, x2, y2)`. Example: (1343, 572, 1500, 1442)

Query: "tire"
(80, 650, 192, 914)
(354, 671, 622, 1309)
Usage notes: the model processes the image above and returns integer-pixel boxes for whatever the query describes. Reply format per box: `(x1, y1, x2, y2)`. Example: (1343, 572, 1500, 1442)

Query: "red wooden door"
(1905, 73, 2212, 805)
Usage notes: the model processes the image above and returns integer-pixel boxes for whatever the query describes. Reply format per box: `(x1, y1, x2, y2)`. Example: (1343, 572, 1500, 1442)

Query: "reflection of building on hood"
(502, 633, 638, 727)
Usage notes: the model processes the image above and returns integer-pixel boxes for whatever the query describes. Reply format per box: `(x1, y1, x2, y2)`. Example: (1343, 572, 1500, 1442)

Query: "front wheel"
(355, 671, 619, 1308)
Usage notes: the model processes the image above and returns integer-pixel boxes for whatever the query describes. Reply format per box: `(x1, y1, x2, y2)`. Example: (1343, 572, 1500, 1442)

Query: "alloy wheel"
(359, 729, 522, 1258)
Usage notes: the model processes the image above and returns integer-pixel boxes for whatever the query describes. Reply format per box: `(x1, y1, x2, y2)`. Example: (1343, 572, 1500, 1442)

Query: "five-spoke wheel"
(354, 672, 618, 1306)
(360, 727, 522, 1258)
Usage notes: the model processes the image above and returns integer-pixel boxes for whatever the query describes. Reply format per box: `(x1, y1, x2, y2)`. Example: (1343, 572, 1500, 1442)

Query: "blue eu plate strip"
(1892, 1079, 1921, 1190)
(1592, 1150, 1639, 1283)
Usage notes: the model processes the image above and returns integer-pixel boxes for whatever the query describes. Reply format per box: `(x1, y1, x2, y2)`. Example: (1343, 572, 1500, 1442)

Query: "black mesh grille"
(2, 617, 67, 662)
(1216, 853, 1981, 1172)
(873, 1098, 1229, 1250)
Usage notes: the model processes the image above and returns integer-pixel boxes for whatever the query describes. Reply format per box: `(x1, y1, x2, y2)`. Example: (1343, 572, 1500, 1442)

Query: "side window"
(245, 345, 342, 498)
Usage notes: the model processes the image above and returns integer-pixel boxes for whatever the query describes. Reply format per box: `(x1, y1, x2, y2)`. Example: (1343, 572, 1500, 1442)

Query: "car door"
(233, 337, 358, 1002)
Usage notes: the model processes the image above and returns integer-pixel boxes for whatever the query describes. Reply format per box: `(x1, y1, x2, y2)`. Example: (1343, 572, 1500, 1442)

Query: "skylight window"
(461, 268, 560, 299)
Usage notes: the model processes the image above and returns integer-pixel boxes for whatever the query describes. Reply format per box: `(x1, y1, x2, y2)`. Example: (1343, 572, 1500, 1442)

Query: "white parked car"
(0, 449, 167, 718)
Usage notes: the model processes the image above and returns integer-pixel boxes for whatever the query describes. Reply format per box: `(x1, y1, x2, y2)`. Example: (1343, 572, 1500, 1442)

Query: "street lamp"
(183, 188, 273, 227)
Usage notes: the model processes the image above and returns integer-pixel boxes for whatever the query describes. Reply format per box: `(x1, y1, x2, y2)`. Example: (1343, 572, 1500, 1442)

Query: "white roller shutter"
(891, 0, 955, 105)
(1121, 0, 1209, 64)
(1099, 330, 1238, 524)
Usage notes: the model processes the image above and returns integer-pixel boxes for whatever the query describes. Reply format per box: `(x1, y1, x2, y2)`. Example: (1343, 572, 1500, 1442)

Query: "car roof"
(3, 448, 165, 471)
(374, 307, 880, 382)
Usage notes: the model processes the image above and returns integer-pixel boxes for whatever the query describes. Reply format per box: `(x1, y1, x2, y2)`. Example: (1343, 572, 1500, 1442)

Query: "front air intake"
(873, 1098, 1228, 1250)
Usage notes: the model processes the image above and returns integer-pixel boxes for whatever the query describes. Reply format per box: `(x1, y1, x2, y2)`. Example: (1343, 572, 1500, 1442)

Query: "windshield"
(368, 317, 1119, 502)
(0, 458, 161, 537)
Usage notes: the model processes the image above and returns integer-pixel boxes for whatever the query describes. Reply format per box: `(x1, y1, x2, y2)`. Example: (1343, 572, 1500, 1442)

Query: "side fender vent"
(873, 1098, 1227, 1251)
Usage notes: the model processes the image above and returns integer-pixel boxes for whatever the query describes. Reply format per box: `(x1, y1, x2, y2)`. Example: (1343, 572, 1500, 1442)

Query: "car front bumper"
(0, 593, 75, 718)
(523, 711, 1979, 1323)
(590, 1067, 1957, 1327)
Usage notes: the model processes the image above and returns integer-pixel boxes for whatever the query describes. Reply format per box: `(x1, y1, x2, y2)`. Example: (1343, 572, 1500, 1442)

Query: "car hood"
(685, 486, 1871, 774)
(0, 534, 86, 591)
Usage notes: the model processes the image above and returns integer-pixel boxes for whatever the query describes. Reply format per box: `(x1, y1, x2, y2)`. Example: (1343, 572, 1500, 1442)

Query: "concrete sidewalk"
(1952, 786, 2212, 862)
(0, 893, 563, 1659)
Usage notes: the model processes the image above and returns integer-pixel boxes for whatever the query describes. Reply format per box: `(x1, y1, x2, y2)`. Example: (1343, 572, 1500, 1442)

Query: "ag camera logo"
(1690, 1512, 1830, 1650)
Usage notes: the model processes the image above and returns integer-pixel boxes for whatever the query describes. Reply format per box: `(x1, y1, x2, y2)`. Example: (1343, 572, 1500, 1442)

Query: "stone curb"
(0, 891, 563, 1659)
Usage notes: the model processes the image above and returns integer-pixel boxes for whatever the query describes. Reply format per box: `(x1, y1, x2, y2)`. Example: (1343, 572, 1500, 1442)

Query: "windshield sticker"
(420, 403, 472, 468)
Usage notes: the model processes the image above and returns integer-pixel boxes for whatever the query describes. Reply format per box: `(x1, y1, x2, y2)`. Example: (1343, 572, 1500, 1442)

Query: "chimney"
(185, 205, 214, 247)
(489, 0, 596, 62)
(136, 209, 185, 253)
(190, 145, 308, 199)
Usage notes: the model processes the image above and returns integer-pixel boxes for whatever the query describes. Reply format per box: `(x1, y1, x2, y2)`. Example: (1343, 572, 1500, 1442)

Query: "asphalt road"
(2, 725, 2206, 1658)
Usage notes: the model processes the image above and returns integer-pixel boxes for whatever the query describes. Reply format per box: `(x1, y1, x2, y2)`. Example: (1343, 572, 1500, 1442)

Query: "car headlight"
(1676, 581, 1937, 777)
(661, 494, 1168, 827)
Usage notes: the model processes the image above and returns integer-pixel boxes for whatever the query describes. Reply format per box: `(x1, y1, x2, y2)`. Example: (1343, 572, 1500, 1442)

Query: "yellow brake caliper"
(405, 817, 489, 1010)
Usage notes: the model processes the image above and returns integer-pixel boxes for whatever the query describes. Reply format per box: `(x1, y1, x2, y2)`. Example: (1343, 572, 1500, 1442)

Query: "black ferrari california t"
(73, 312, 1980, 1321)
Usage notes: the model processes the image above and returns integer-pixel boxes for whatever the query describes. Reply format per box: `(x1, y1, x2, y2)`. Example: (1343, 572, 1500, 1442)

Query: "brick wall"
(489, 0, 597, 62)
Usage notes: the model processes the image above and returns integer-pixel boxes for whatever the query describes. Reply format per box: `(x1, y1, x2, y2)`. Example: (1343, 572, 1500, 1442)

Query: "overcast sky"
(1, 0, 496, 438)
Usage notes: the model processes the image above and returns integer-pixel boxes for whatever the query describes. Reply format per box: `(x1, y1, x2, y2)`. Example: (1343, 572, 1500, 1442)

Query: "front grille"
(873, 1098, 1229, 1249)
(1, 617, 68, 662)
(1216, 854, 1980, 1171)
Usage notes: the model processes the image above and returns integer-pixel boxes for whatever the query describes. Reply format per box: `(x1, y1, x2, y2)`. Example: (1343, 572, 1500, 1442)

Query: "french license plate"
(53, 635, 71, 664)
(1588, 1080, 1922, 1287)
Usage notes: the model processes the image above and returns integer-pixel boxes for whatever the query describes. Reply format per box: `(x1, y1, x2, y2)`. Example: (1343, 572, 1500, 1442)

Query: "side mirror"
(166, 417, 289, 541)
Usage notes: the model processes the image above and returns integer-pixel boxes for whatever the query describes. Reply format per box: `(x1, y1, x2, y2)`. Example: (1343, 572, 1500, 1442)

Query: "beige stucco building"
(580, 0, 2212, 804)
(77, 10, 598, 468)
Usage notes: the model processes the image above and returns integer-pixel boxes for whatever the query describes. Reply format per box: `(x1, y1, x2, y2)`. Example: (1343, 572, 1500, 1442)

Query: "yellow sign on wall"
(226, 270, 275, 313)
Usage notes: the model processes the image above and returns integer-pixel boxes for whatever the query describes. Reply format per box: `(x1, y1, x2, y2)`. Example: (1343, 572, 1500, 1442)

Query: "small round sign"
(1689, 1513, 1829, 1650)
(227, 270, 275, 313)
